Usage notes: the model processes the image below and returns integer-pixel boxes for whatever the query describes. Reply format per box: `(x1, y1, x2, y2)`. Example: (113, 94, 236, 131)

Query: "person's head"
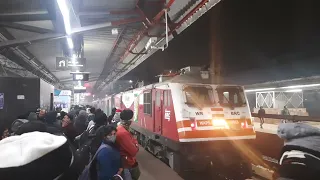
(120, 109, 134, 129)
(284, 106, 287, 109)
(27, 112, 38, 121)
(100, 125, 117, 144)
(90, 107, 95, 114)
(39, 109, 46, 118)
(95, 108, 102, 114)
(111, 108, 117, 115)
(60, 111, 66, 119)
(94, 112, 106, 126)
(62, 114, 73, 128)
(78, 110, 87, 117)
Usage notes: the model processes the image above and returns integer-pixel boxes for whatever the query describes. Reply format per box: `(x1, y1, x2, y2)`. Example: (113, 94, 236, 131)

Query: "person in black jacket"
(107, 108, 117, 125)
(258, 106, 266, 129)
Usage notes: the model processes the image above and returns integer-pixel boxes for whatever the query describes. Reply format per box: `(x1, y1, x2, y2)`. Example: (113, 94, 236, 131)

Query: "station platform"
(137, 147, 183, 180)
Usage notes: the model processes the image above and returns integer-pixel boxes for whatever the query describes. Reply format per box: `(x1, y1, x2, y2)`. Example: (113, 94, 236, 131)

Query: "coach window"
(156, 91, 161, 106)
(143, 91, 152, 115)
(164, 91, 168, 106)
(167, 91, 171, 106)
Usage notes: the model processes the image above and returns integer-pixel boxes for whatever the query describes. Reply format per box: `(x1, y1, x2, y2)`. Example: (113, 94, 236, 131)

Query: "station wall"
(0, 77, 41, 127)
(40, 79, 54, 110)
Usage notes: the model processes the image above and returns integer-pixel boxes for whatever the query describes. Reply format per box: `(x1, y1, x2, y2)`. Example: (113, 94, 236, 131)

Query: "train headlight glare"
(212, 119, 229, 129)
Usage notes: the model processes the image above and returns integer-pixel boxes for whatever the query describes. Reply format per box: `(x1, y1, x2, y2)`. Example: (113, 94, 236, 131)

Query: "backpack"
(78, 144, 107, 180)
(11, 119, 29, 134)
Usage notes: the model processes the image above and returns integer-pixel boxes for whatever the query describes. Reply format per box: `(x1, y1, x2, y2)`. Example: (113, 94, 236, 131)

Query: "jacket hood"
(277, 123, 320, 153)
(0, 132, 67, 168)
(277, 123, 320, 180)
(277, 123, 320, 140)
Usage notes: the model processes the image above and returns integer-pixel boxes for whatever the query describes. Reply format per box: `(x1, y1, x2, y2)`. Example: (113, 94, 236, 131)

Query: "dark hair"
(59, 111, 67, 120)
(98, 125, 117, 138)
(95, 108, 102, 114)
(111, 108, 117, 113)
(65, 113, 74, 121)
(94, 112, 106, 125)
(90, 107, 96, 113)
(120, 109, 134, 121)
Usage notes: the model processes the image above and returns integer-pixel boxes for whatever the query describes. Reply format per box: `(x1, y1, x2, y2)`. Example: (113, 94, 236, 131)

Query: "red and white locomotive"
(95, 67, 256, 179)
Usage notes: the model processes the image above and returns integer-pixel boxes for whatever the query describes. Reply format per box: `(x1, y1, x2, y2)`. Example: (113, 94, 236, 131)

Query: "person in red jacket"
(116, 109, 140, 180)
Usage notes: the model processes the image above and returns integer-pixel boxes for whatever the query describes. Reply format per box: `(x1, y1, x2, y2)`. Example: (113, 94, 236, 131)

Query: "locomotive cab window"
(143, 91, 152, 115)
(216, 86, 246, 107)
(183, 85, 215, 108)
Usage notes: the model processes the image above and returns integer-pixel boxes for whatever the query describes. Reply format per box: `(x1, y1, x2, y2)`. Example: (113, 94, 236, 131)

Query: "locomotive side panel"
(140, 89, 155, 132)
(161, 90, 179, 141)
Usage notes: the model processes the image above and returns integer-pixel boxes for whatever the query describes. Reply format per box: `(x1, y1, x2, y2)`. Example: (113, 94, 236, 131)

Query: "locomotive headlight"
(212, 119, 229, 129)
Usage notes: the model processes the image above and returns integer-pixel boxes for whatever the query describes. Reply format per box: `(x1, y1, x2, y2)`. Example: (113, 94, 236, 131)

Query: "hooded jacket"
(277, 123, 320, 180)
(0, 132, 77, 180)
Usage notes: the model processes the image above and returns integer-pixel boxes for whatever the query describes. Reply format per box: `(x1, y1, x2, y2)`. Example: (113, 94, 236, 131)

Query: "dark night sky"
(123, 0, 320, 84)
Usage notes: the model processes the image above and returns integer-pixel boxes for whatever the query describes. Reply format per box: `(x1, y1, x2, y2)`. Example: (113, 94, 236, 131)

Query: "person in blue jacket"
(96, 125, 123, 180)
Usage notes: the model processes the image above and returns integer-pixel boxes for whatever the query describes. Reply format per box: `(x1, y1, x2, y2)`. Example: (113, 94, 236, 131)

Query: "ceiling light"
(74, 86, 86, 90)
(112, 28, 118, 35)
(67, 37, 73, 49)
(245, 88, 276, 92)
(57, 0, 71, 35)
(285, 89, 302, 93)
(281, 84, 320, 89)
(69, 64, 83, 67)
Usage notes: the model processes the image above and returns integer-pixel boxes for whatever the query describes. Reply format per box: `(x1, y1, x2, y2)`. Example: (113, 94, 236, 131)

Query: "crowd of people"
(0, 106, 140, 180)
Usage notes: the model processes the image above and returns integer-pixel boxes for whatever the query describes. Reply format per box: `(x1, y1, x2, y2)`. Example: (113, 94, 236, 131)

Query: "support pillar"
(209, 4, 222, 84)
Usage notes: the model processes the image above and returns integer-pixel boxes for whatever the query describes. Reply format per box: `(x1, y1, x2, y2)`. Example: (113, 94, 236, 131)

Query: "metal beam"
(0, 22, 54, 34)
(0, 17, 143, 49)
(0, 32, 65, 49)
(0, 28, 60, 85)
(79, 9, 139, 16)
(0, 12, 53, 22)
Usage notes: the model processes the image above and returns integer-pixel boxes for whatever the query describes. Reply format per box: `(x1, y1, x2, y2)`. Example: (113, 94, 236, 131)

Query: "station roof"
(0, 0, 221, 92)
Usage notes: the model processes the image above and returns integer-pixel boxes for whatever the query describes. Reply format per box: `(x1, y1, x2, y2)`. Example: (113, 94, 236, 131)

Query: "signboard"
(17, 95, 25, 100)
(164, 110, 171, 120)
(56, 57, 86, 70)
(72, 73, 89, 81)
(74, 89, 86, 93)
(0, 93, 4, 109)
(54, 89, 72, 96)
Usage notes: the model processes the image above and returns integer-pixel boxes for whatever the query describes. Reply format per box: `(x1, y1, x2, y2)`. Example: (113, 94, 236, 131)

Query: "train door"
(154, 89, 163, 134)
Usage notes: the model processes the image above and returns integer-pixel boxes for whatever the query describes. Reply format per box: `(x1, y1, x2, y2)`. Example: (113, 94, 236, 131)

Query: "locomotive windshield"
(216, 86, 246, 107)
(183, 85, 215, 108)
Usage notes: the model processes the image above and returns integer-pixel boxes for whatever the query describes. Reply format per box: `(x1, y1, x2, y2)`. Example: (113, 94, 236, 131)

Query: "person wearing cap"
(276, 122, 320, 179)
(95, 125, 123, 180)
(116, 109, 140, 180)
